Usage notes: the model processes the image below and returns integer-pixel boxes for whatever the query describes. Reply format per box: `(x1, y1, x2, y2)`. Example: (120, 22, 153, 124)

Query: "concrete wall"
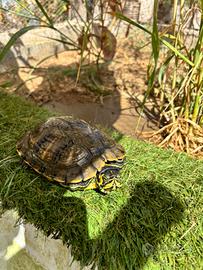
(139, 0, 154, 23)
(0, 211, 94, 270)
(0, 1, 200, 73)
(0, 22, 76, 72)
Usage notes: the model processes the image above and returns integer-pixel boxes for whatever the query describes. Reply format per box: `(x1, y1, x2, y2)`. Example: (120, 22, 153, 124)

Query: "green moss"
(0, 91, 202, 269)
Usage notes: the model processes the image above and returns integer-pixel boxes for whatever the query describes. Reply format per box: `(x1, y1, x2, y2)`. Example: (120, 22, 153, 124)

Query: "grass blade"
(161, 38, 194, 67)
(148, 0, 160, 91)
(115, 12, 152, 35)
(116, 12, 194, 67)
(0, 25, 45, 62)
(158, 54, 174, 85)
(34, 0, 53, 26)
(39, 35, 79, 49)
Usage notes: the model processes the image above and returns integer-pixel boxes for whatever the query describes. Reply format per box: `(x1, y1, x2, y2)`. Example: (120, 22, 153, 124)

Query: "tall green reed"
(117, 0, 203, 155)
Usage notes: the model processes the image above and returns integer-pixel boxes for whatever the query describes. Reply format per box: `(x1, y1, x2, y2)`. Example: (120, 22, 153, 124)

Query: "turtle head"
(97, 168, 122, 194)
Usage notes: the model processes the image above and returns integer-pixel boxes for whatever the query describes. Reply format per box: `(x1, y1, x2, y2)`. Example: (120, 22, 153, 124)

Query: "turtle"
(16, 116, 125, 193)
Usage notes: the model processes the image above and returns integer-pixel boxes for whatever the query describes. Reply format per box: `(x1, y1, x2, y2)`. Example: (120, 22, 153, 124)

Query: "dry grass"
(144, 118, 203, 158)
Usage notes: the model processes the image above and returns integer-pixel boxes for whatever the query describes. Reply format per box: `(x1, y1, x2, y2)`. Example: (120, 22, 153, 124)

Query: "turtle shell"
(16, 116, 125, 191)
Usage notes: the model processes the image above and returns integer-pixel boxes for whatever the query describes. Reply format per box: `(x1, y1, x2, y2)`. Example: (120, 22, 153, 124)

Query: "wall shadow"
(74, 180, 184, 269)
(128, 93, 163, 129)
(0, 40, 31, 94)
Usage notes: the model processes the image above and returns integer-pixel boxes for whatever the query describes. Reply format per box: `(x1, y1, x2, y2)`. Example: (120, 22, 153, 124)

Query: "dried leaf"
(93, 24, 117, 61)
(107, 0, 122, 14)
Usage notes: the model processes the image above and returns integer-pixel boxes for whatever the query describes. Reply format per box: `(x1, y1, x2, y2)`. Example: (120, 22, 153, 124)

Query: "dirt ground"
(0, 35, 159, 138)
